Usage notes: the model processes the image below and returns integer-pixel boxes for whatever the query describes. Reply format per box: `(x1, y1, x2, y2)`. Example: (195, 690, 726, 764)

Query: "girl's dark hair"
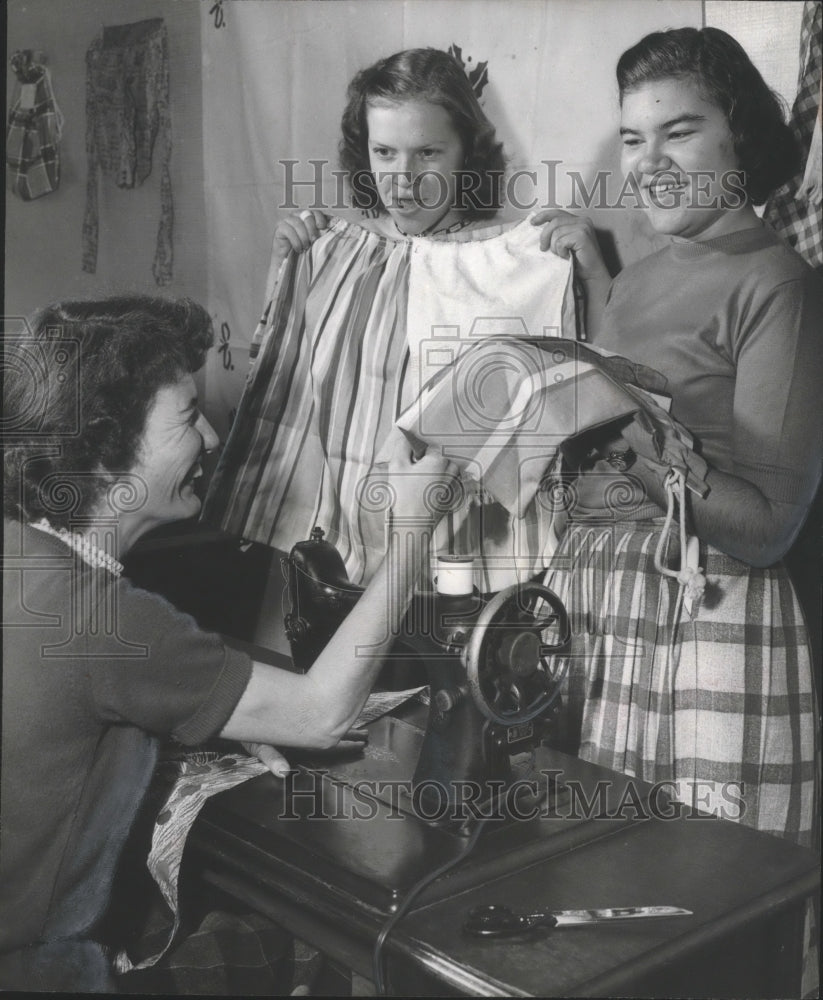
(3, 295, 213, 529)
(339, 47, 506, 218)
(616, 27, 799, 205)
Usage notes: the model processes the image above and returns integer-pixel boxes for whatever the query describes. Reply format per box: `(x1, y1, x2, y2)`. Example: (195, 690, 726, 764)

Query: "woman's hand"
(241, 740, 291, 777)
(384, 427, 460, 524)
(271, 209, 330, 263)
(531, 209, 610, 282)
(532, 209, 612, 338)
(241, 729, 369, 776)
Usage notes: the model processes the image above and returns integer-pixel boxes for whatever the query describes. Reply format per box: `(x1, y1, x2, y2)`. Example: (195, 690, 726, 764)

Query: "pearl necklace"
(30, 518, 124, 577)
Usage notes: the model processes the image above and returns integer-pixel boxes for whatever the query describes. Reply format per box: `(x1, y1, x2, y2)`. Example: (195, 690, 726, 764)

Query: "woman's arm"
(220, 431, 455, 747)
(613, 275, 823, 567)
(618, 442, 810, 567)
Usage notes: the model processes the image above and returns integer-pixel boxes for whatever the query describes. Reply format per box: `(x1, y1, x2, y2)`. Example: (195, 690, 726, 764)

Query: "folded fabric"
(612, 377, 710, 499)
(395, 337, 709, 514)
(203, 216, 576, 590)
(115, 686, 426, 974)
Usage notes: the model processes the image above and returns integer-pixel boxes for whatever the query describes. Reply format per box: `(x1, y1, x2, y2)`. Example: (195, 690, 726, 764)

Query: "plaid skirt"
(543, 519, 820, 849)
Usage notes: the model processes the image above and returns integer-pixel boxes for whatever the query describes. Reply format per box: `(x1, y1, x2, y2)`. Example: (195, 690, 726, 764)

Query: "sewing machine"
(283, 527, 571, 826)
(177, 538, 816, 999)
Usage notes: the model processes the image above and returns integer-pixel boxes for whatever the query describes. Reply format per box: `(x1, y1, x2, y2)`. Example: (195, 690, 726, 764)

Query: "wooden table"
(188, 700, 818, 997)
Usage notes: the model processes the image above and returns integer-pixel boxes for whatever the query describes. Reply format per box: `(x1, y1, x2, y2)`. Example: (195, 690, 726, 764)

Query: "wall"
(705, 1, 804, 104)
(5, 0, 206, 317)
(198, 0, 705, 437)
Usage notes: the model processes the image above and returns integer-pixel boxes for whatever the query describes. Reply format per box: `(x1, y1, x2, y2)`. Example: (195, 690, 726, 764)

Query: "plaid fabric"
(6, 69, 62, 201)
(116, 900, 321, 996)
(202, 216, 576, 591)
(764, 0, 822, 270)
(548, 517, 821, 995)
(543, 519, 819, 848)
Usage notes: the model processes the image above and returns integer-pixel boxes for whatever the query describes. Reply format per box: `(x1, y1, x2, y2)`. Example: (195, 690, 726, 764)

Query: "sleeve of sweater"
(731, 270, 823, 511)
(87, 580, 253, 746)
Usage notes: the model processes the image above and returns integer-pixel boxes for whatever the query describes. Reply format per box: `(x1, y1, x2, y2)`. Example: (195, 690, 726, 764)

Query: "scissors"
(464, 903, 693, 936)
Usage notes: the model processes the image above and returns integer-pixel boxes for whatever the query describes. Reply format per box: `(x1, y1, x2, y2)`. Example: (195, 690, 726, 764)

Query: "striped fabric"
(203, 217, 576, 590)
(543, 519, 819, 849)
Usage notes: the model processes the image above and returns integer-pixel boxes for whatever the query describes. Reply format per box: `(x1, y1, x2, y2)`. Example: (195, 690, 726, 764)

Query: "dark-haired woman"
(534, 26, 822, 853)
(536, 32, 821, 989)
(1, 296, 451, 990)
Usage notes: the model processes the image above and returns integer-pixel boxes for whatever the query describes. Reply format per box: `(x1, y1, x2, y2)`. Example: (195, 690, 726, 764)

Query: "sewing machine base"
(283, 528, 571, 832)
(199, 700, 618, 913)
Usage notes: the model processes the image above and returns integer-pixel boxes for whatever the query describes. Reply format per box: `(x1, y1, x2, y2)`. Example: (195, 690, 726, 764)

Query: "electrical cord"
(372, 590, 568, 993)
(371, 770, 557, 995)
(372, 813, 491, 995)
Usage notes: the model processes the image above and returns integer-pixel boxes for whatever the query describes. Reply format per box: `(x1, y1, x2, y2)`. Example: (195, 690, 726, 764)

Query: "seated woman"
(0, 295, 452, 991)
(202, 47, 577, 594)
(532, 27, 820, 991)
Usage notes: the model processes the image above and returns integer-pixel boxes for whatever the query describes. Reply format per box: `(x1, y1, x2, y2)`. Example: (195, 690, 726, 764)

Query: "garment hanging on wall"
(6, 51, 64, 201)
(202, 216, 579, 591)
(764, 0, 822, 270)
(82, 18, 173, 286)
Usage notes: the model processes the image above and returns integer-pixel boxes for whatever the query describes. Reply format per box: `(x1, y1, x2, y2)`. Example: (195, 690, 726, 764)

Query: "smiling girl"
(534, 32, 821, 988)
(534, 27, 821, 854)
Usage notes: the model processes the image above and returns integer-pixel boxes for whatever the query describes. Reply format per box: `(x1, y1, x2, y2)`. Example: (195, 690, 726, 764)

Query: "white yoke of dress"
(203, 215, 577, 590)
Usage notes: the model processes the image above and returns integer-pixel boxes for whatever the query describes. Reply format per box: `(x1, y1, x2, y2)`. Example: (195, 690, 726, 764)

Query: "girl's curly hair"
(339, 47, 506, 218)
(617, 27, 799, 206)
(4, 295, 213, 529)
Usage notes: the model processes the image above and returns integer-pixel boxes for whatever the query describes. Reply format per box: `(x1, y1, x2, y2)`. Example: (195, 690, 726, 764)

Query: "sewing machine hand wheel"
(464, 582, 570, 725)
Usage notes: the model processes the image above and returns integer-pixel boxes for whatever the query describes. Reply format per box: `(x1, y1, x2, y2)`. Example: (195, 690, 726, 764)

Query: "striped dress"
(202, 216, 576, 590)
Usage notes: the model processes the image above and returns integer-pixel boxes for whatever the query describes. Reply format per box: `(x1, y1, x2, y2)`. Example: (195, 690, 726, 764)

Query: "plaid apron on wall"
(6, 58, 63, 201)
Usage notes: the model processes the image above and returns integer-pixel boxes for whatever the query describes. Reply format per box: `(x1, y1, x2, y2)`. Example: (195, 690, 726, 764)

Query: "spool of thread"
(433, 555, 475, 596)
